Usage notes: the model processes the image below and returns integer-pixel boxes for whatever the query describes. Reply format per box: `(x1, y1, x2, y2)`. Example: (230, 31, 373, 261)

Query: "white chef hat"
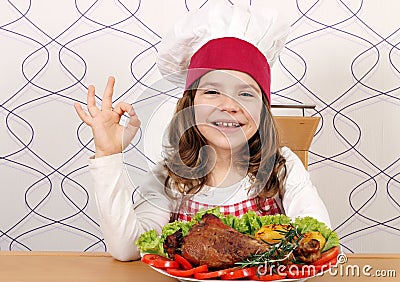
(156, 1, 291, 104)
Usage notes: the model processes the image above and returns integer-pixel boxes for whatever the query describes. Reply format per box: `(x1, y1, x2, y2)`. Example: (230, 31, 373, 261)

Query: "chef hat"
(156, 1, 291, 104)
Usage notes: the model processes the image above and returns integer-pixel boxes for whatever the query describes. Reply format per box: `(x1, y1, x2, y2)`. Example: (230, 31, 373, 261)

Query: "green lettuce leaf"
(259, 214, 291, 227)
(241, 210, 262, 235)
(135, 230, 165, 256)
(191, 206, 223, 222)
(160, 220, 195, 240)
(323, 230, 340, 252)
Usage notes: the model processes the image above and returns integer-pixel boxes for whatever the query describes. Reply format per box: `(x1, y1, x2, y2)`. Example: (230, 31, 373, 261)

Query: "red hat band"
(185, 37, 271, 104)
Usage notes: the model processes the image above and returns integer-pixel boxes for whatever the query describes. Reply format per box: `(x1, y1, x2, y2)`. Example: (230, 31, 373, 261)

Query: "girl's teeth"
(215, 122, 239, 127)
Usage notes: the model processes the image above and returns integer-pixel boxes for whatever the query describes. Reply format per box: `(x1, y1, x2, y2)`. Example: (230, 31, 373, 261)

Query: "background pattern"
(1, 0, 400, 253)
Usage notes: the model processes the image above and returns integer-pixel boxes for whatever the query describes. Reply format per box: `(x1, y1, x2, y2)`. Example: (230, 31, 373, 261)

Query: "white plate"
(149, 265, 309, 282)
(143, 249, 341, 282)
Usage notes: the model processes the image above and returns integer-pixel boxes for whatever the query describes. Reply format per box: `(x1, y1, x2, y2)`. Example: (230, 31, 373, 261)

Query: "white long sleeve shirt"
(89, 146, 331, 261)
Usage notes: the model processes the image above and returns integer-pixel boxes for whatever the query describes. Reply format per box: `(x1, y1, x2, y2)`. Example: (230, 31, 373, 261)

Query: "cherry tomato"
(141, 254, 180, 269)
(220, 267, 257, 280)
(249, 273, 288, 281)
(193, 267, 238, 280)
(286, 266, 318, 279)
(173, 254, 193, 270)
(313, 246, 340, 266)
(313, 256, 338, 275)
(166, 264, 208, 277)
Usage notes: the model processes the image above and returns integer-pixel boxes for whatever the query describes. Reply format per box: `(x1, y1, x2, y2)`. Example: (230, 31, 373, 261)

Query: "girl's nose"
(219, 95, 240, 112)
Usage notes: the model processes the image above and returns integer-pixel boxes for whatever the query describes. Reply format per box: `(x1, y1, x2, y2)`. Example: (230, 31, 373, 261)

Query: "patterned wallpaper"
(1, 0, 399, 253)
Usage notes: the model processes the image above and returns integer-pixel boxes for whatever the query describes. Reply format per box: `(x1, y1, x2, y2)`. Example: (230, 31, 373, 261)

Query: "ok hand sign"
(74, 76, 141, 158)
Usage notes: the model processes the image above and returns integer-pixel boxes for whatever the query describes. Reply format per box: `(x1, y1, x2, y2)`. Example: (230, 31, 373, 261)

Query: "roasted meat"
(164, 213, 269, 269)
(163, 229, 183, 256)
(294, 238, 322, 263)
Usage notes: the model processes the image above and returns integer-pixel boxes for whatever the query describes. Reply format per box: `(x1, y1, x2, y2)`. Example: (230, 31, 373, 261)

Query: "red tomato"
(220, 267, 257, 280)
(249, 273, 287, 281)
(286, 266, 318, 279)
(313, 246, 340, 266)
(166, 264, 208, 277)
(193, 267, 238, 280)
(141, 254, 179, 269)
(173, 254, 193, 270)
(325, 256, 338, 268)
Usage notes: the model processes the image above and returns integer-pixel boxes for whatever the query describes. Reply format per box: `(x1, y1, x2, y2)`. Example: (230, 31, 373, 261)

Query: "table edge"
(1, 251, 400, 260)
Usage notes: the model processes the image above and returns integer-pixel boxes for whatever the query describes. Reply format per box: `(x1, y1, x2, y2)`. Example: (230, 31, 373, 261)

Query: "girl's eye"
(204, 90, 220, 95)
(240, 92, 254, 97)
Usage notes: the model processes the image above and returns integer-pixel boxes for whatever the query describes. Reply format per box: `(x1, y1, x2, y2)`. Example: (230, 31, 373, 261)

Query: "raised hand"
(74, 76, 141, 158)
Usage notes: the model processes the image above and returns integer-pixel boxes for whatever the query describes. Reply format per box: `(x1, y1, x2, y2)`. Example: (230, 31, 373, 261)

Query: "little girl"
(74, 3, 330, 261)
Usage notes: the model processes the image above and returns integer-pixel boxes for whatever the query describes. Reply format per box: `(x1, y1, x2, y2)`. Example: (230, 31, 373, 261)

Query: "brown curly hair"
(163, 79, 287, 217)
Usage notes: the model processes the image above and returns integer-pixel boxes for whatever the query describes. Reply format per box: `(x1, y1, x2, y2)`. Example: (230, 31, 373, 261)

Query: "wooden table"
(0, 251, 398, 281)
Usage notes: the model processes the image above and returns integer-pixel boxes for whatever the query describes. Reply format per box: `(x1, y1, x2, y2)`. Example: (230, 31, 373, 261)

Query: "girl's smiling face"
(194, 70, 264, 153)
